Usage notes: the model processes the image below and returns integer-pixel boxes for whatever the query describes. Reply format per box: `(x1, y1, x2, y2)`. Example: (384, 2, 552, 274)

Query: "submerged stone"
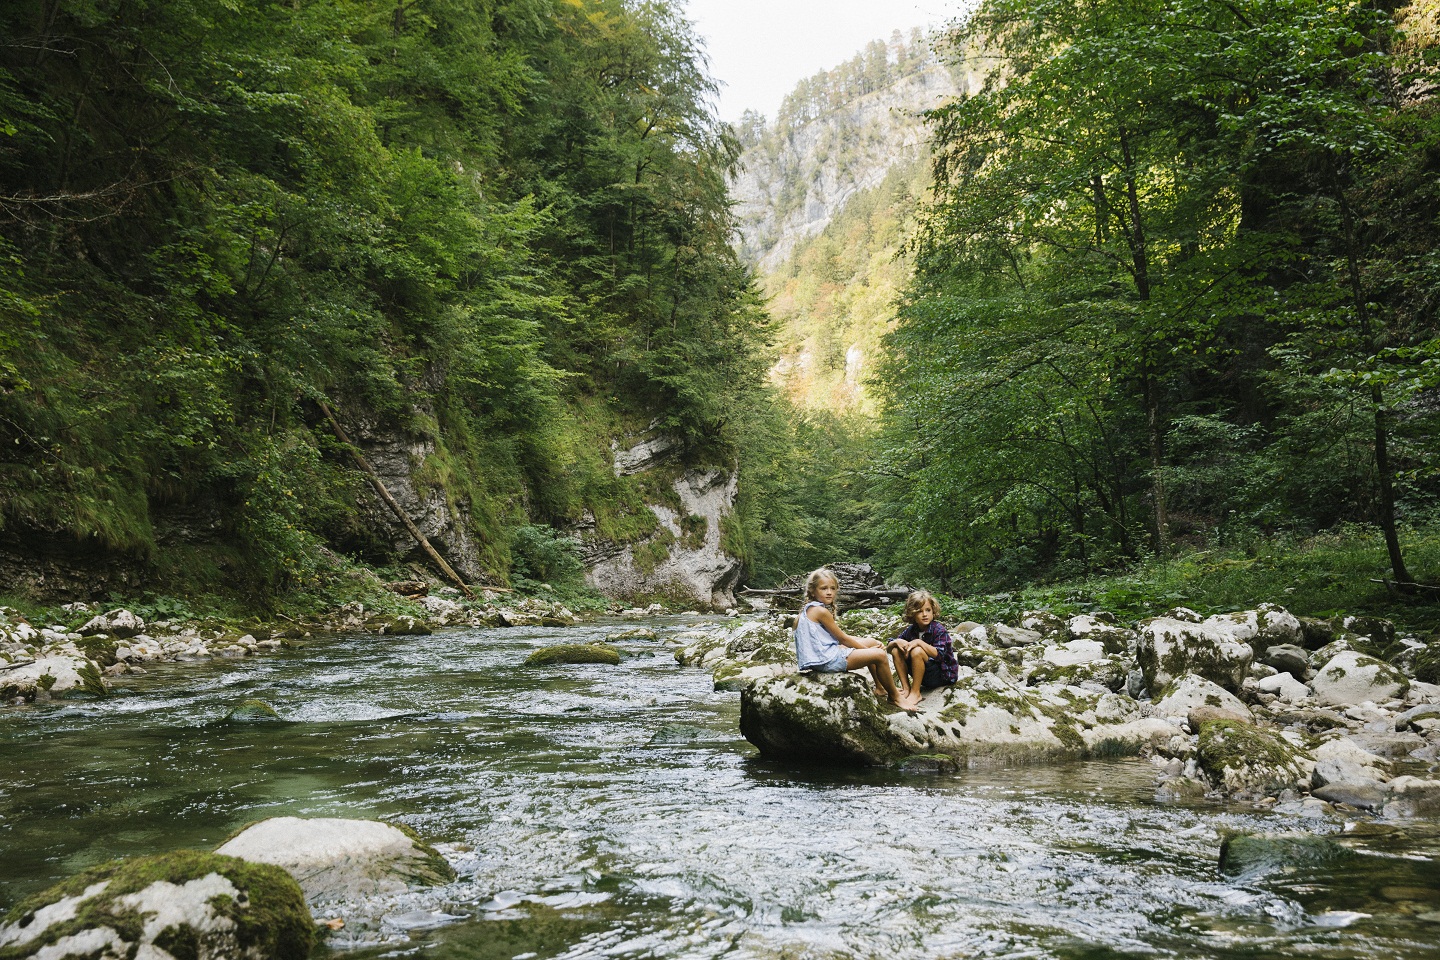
(0, 849, 312, 960)
(1218, 831, 1354, 877)
(216, 817, 454, 904)
(225, 699, 282, 723)
(524, 644, 621, 667)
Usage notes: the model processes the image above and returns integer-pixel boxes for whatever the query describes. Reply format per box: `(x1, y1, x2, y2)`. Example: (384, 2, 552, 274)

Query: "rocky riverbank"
(0, 592, 650, 705)
(670, 604, 1440, 819)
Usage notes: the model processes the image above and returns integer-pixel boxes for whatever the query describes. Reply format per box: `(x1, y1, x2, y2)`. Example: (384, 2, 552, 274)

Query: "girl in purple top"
(887, 590, 958, 703)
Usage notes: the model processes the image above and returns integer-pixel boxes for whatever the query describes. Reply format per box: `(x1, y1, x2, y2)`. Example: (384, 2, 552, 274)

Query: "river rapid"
(3, 615, 1440, 959)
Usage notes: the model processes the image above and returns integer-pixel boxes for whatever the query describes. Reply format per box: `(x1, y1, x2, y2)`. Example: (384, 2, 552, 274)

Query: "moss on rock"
(0, 850, 313, 960)
(525, 644, 621, 667)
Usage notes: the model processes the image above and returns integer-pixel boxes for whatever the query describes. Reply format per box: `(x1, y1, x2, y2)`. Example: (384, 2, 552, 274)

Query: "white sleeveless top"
(794, 600, 843, 670)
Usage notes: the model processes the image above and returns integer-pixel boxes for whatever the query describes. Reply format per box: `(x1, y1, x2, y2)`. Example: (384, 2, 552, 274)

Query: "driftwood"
(318, 399, 475, 599)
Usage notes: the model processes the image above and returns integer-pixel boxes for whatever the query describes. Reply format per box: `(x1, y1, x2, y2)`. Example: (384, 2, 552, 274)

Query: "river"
(3, 615, 1440, 959)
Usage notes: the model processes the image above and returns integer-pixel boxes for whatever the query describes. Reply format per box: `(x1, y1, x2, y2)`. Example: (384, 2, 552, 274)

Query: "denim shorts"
(802, 648, 850, 673)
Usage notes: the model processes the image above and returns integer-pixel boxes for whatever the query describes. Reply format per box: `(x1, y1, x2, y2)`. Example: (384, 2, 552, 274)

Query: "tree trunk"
(1338, 188, 1413, 587)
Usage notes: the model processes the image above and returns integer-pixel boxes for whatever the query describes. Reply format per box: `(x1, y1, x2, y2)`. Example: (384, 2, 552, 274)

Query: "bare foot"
(873, 684, 886, 698)
(889, 693, 920, 714)
(901, 691, 923, 710)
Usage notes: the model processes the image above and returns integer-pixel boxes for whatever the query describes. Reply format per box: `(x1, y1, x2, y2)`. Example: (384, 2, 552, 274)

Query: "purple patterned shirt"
(898, 621, 959, 686)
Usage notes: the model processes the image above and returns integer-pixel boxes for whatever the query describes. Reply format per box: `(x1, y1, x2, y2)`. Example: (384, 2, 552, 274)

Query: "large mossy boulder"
(216, 817, 454, 904)
(1136, 616, 1254, 695)
(524, 643, 621, 667)
(740, 672, 905, 765)
(0, 850, 312, 960)
(739, 670, 1174, 767)
(0, 656, 106, 703)
(1196, 719, 1311, 799)
(1310, 651, 1408, 707)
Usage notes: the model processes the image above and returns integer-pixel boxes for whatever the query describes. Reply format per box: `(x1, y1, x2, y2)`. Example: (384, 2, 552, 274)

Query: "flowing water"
(4, 615, 1440, 959)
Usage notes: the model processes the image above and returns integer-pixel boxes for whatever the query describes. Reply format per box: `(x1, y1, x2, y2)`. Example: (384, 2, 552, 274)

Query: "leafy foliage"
(0, 0, 773, 597)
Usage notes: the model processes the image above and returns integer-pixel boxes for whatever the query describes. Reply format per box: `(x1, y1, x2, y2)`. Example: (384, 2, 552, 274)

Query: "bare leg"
(849, 648, 914, 711)
(906, 648, 929, 700)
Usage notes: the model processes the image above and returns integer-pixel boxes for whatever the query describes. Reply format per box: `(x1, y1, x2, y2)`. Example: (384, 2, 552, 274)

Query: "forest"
(0, 0, 783, 601)
(818, 0, 1440, 602)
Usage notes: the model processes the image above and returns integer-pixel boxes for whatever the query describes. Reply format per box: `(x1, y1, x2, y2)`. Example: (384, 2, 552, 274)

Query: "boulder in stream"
(739, 669, 1174, 766)
(524, 643, 621, 666)
(1310, 651, 1408, 707)
(0, 850, 312, 960)
(215, 817, 454, 904)
(0, 655, 106, 703)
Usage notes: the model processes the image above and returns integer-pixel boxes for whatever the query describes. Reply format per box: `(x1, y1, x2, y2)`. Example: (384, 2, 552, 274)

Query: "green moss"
(0, 850, 313, 960)
(632, 529, 676, 575)
(389, 822, 458, 885)
(76, 635, 118, 666)
(225, 699, 282, 722)
(678, 514, 708, 550)
(73, 660, 107, 698)
(524, 643, 621, 667)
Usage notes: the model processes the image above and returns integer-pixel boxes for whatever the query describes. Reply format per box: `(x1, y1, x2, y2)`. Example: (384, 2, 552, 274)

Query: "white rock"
(0, 655, 103, 701)
(1310, 736, 1389, 788)
(78, 608, 146, 638)
(1257, 672, 1312, 702)
(1311, 651, 1408, 707)
(1039, 637, 1107, 667)
(216, 817, 453, 904)
(1154, 675, 1249, 719)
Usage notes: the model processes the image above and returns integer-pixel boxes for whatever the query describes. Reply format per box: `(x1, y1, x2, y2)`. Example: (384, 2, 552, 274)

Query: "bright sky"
(683, 0, 964, 122)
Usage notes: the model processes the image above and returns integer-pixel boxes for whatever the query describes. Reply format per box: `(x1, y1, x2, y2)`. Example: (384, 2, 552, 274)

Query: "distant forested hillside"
(0, 0, 776, 599)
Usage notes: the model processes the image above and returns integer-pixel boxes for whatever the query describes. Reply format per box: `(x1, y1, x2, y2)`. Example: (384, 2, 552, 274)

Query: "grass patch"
(931, 525, 1440, 635)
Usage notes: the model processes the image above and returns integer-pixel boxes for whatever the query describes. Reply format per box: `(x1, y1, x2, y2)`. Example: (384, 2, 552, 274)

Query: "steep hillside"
(731, 33, 983, 413)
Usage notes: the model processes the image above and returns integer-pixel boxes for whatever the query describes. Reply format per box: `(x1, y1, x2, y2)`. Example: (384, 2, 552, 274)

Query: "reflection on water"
(3, 616, 1439, 959)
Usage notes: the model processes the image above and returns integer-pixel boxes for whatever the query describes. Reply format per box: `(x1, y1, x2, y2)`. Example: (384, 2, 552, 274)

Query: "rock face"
(0, 850, 312, 960)
(344, 413, 490, 585)
(216, 817, 454, 905)
(733, 59, 982, 272)
(575, 429, 742, 609)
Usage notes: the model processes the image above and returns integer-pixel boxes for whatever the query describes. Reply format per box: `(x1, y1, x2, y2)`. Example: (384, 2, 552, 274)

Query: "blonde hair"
(903, 590, 939, 625)
(803, 567, 839, 607)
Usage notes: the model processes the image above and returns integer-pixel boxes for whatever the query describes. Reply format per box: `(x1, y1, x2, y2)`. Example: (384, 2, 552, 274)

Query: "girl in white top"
(793, 568, 918, 711)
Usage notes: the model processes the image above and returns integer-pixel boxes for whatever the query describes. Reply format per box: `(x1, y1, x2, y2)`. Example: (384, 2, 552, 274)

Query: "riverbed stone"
(1309, 736, 1389, 789)
(1196, 719, 1311, 799)
(524, 643, 621, 666)
(216, 817, 454, 904)
(0, 655, 106, 703)
(77, 609, 146, 639)
(1310, 651, 1408, 707)
(1256, 672, 1312, 702)
(1153, 674, 1249, 721)
(1260, 644, 1312, 680)
(1137, 616, 1253, 695)
(1065, 615, 1134, 654)
(0, 849, 313, 960)
(1381, 777, 1440, 819)
(1311, 782, 1386, 811)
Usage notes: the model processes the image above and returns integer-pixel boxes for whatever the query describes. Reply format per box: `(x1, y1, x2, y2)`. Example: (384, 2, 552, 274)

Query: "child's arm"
(812, 606, 879, 649)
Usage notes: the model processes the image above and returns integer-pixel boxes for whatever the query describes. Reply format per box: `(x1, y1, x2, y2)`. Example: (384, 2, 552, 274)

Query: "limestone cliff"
(573, 428, 742, 609)
(732, 51, 986, 273)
